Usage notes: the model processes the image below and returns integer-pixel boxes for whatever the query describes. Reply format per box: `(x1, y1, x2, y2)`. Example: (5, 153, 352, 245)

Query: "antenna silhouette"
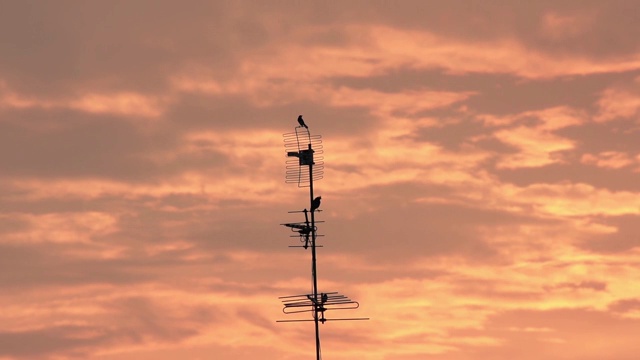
(278, 117, 367, 360)
(284, 124, 323, 187)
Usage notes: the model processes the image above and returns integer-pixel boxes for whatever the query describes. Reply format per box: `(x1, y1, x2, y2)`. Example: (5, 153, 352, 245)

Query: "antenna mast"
(279, 117, 367, 360)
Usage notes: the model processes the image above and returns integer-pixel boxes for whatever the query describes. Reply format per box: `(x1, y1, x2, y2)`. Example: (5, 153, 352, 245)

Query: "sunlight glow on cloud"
(0, 82, 166, 118)
(487, 106, 584, 168)
(367, 26, 640, 78)
(502, 182, 640, 217)
(540, 11, 594, 40)
(70, 92, 166, 118)
(581, 151, 638, 169)
(595, 77, 640, 122)
(0, 212, 118, 244)
(494, 126, 574, 168)
(2, 2, 640, 359)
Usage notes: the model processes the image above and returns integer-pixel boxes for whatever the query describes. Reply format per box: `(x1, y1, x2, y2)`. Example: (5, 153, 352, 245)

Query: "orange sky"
(1, 1, 640, 359)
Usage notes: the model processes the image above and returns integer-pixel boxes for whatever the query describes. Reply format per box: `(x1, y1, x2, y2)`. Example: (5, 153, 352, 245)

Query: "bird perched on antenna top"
(311, 196, 321, 212)
(297, 115, 308, 129)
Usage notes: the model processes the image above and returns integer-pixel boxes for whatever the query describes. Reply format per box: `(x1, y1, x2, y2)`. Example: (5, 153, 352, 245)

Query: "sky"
(1, 1, 640, 359)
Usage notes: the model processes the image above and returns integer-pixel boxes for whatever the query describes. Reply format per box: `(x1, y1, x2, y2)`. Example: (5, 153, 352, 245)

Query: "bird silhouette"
(310, 196, 321, 212)
(297, 115, 308, 129)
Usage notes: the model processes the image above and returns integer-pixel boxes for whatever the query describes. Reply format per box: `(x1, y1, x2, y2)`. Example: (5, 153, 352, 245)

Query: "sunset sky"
(2, 1, 640, 359)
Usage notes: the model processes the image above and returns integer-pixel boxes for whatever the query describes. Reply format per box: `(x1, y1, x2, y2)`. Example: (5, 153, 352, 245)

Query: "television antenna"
(278, 117, 367, 360)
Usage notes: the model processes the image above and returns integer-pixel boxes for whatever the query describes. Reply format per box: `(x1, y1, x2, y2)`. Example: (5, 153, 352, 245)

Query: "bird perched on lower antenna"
(297, 115, 308, 129)
(310, 196, 321, 212)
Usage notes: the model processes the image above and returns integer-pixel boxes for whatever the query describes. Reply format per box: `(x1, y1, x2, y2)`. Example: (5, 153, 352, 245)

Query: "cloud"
(0, 83, 166, 118)
(608, 298, 640, 318)
(485, 106, 585, 169)
(500, 181, 640, 217)
(0, 211, 117, 244)
(1, 2, 640, 359)
(539, 11, 595, 41)
(0, 294, 217, 359)
(595, 76, 640, 122)
(581, 151, 639, 169)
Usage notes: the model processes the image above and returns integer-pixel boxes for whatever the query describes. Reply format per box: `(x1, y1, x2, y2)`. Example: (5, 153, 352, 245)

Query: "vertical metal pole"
(308, 143, 321, 360)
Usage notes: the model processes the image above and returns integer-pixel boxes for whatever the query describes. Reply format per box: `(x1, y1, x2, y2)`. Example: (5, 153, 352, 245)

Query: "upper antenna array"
(283, 127, 324, 187)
